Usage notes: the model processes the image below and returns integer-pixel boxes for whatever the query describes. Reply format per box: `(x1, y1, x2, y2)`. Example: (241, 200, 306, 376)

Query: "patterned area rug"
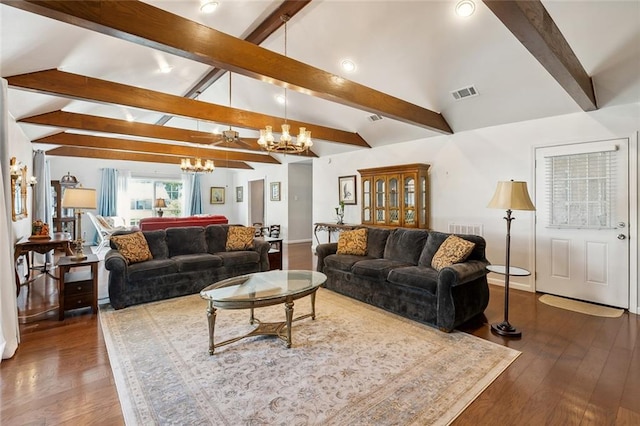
(100, 288, 520, 425)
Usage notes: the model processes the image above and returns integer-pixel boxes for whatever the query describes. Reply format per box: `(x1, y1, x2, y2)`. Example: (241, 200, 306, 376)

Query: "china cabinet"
(358, 163, 430, 229)
(51, 180, 77, 239)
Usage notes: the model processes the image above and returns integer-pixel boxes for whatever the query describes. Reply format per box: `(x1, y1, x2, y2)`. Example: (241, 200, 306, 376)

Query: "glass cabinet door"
(388, 176, 400, 225)
(420, 175, 427, 226)
(403, 175, 416, 226)
(374, 177, 386, 224)
(362, 177, 372, 223)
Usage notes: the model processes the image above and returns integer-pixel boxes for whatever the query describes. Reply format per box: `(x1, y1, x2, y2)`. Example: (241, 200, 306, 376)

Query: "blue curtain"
(188, 174, 202, 215)
(98, 168, 117, 216)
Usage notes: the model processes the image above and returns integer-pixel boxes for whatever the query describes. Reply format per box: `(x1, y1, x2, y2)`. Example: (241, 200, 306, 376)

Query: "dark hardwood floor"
(2, 242, 638, 425)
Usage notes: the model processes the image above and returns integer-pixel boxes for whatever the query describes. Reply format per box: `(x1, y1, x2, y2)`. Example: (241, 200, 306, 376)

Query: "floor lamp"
(487, 180, 535, 337)
(62, 187, 97, 261)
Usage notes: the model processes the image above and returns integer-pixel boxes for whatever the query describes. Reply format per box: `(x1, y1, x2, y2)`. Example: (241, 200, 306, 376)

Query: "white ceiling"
(1, 0, 639, 164)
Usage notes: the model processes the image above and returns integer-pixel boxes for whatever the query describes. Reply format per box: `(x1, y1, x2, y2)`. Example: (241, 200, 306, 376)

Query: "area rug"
(99, 288, 520, 425)
(539, 294, 624, 318)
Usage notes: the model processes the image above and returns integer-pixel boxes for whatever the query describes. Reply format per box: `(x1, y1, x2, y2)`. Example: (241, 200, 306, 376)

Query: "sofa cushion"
(226, 226, 255, 251)
(337, 228, 368, 256)
(383, 228, 429, 265)
(143, 230, 168, 259)
(110, 231, 153, 264)
(206, 224, 229, 254)
(431, 235, 476, 271)
(324, 254, 374, 272)
(351, 258, 412, 280)
(215, 250, 260, 267)
(366, 227, 391, 259)
(173, 253, 223, 272)
(387, 266, 439, 294)
(166, 227, 207, 257)
(127, 258, 178, 282)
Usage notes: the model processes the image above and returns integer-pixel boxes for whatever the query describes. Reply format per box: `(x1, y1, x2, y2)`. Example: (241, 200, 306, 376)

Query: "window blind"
(545, 150, 615, 229)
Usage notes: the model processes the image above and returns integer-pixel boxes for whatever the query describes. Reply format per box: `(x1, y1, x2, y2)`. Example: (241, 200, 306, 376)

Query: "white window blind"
(545, 150, 615, 229)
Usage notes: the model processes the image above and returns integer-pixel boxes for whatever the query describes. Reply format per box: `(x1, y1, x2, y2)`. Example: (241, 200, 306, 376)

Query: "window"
(546, 150, 615, 228)
(128, 178, 183, 225)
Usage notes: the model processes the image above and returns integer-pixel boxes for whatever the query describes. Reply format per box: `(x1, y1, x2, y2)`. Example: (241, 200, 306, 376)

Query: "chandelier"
(180, 157, 215, 173)
(257, 15, 313, 154)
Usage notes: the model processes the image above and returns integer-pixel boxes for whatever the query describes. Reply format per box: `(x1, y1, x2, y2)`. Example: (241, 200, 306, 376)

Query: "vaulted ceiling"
(1, 0, 639, 170)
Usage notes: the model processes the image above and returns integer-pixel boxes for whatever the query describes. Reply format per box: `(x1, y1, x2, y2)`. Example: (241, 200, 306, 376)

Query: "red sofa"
(138, 215, 228, 231)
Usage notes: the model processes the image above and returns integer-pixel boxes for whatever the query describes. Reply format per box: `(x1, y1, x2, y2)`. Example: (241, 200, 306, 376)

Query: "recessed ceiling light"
(455, 0, 475, 17)
(159, 64, 173, 74)
(200, 0, 218, 14)
(341, 59, 356, 73)
(275, 94, 286, 105)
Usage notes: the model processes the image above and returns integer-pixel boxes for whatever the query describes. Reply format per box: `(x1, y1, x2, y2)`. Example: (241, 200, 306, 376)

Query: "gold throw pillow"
(110, 231, 153, 264)
(226, 226, 255, 251)
(337, 228, 368, 256)
(431, 235, 475, 271)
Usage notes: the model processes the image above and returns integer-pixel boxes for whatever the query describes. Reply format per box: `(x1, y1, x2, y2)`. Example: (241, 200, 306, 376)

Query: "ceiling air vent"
(451, 85, 478, 100)
(368, 114, 383, 122)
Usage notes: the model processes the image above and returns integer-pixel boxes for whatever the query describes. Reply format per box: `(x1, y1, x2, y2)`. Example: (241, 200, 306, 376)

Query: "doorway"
(534, 139, 630, 308)
(249, 179, 264, 228)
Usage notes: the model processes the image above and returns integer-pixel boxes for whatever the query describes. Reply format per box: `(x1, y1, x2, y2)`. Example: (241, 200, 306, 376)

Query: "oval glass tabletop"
(201, 270, 327, 304)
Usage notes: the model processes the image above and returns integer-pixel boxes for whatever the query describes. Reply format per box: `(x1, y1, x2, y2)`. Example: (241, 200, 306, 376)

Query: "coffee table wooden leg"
(284, 301, 294, 348)
(207, 301, 217, 355)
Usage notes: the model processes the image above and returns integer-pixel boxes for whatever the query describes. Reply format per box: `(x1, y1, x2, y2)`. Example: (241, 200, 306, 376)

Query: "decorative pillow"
(431, 235, 475, 271)
(337, 228, 368, 256)
(110, 231, 153, 264)
(226, 226, 255, 251)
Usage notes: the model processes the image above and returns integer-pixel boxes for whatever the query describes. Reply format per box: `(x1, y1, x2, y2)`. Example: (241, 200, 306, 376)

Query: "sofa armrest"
(440, 260, 490, 286)
(104, 249, 129, 309)
(252, 239, 271, 272)
(315, 243, 338, 272)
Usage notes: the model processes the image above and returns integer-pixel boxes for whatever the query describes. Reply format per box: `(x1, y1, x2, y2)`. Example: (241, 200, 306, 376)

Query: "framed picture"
(338, 175, 357, 205)
(210, 187, 225, 204)
(270, 182, 281, 201)
(235, 186, 243, 202)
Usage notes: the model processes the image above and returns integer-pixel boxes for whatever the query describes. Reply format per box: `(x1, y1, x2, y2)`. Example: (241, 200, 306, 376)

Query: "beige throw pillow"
(337, 228, 368, 256)
(431, 235, 475, 271)
(226, 226, 255, 251)
(110, 231, 153, 264)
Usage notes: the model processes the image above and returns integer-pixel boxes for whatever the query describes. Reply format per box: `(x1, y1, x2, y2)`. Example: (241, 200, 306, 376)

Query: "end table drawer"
(64, 294, 93, 311)
(65, 280, 93, 297)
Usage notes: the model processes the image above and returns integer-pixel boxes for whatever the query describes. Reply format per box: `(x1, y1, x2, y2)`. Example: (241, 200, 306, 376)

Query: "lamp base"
(72, 239, 87, 261)
(491, 321, 522, 338)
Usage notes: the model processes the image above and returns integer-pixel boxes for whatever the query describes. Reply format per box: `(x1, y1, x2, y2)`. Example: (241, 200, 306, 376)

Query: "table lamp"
(487, 180, 535, 337)
(62, 187, 97, 261)
(154, 198, 167, 217)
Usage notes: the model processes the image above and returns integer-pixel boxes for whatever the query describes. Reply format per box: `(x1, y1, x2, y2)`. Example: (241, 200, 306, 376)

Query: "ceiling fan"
(191, 73, 253, 149)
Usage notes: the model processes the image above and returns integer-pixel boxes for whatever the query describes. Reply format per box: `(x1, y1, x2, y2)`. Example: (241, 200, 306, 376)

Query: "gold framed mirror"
(10, 157, 28, 221)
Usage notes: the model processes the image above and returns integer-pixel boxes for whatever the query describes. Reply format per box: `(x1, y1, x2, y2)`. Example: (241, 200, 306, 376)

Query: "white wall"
(312, 104, 640, 313)
(287, 163, 313, 243)
(7, 113, 32, 241)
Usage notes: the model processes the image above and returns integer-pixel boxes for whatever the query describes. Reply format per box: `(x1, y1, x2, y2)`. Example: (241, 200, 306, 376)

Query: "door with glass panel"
(535, 139, 629, 308)
(388, 175, 400, 226)
(361, 177, 372, 224)
(402, 173, 417, 227)
(374, 177, 386, 225)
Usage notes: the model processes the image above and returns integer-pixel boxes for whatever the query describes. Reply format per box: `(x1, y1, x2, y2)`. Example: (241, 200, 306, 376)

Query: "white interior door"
(535, 139, 629, 308)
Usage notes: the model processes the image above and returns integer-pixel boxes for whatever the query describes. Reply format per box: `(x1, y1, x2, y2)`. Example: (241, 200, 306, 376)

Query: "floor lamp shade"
(61, 187, 97, 260)
(487, 180, 535, 338)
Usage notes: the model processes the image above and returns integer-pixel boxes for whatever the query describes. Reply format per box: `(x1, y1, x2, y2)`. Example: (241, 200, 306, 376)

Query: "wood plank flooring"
(2, 242, 638, 425)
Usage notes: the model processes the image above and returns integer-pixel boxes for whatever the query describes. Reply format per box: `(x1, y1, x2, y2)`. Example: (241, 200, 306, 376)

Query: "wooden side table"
(263, 237, 283, 270)
(57, 254, 99, 320)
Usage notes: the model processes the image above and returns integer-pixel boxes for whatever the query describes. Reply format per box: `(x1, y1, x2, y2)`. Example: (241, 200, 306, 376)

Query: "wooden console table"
(313, 223, 359, 245)
(14, 232, 73, 296)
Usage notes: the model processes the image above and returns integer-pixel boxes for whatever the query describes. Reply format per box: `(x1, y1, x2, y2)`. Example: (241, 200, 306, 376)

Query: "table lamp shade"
(487, 180, 535, 211)
(154, 198, 167, 208)
(61, 188, 97, 210)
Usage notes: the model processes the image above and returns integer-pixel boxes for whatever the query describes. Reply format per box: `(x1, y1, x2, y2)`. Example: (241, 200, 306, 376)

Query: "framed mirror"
(10, 157, 28, 221)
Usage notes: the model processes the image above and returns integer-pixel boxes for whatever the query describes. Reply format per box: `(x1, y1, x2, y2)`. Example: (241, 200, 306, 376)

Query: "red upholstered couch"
(138, 215, 228, 231)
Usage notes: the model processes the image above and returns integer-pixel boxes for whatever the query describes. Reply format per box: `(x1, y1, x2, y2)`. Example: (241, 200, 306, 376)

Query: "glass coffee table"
(200, 270, 327, 355)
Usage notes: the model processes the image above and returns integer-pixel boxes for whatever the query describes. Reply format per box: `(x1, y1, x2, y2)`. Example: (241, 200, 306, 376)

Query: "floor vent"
(451, 85, 478, 100)
(368, 114, 383, 122)
(448, 223, 483, 236)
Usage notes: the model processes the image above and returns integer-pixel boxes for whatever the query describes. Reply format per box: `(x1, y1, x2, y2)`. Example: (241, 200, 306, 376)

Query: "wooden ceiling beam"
(2, 0, 453, 134)
(20, 111, 317, 158)
(483, 0, 597, 111)
(45, 146, 253, 169)
(7, 69, 361, 149)
(34, 132, 280, 164)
